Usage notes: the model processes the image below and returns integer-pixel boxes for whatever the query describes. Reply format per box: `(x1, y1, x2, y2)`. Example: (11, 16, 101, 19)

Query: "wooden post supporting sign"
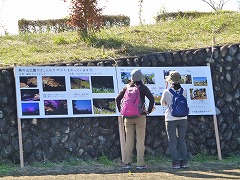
(118, 116, 125, 162)
(213, 114, 222, 160)
(17, 118, 24, 167)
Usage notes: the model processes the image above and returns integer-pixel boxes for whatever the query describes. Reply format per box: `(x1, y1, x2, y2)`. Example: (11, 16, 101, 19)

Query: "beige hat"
(166, 71, 182, 84)
(130, 69, 144, 82)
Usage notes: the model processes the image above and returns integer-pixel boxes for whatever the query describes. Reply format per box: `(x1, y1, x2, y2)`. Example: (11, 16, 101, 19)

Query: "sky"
(0, 0, 239, 35)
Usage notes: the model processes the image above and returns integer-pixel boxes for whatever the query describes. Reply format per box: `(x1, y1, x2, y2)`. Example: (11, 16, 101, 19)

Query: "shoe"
(136, 165, 147, 170)
(171, 163, 180, 169)
(180, 163, 188, 168)
(122, 163, 131, 169)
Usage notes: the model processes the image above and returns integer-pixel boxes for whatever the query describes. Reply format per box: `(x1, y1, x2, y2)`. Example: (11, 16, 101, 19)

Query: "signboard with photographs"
(116, 66, 216, 116)
(15, 66, 119, 118)
(14, 66, 216, 119)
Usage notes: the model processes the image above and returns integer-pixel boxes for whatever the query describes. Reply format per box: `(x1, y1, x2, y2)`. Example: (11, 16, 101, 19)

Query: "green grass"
(192, 154, 219, 162)
(97, 155, 115, 166)
(1, 11, 240, 67)
(62, 158, 91, 167)
(145, 155, 170, 165)
(0, 164, 15, 176)
(192, 154, 240, 163)
(31, 161, 57, 168)
(0, 154, 239, 176)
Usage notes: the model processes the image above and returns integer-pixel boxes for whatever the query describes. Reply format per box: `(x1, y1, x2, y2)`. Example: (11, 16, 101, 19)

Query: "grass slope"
(0, 11, 240, 67)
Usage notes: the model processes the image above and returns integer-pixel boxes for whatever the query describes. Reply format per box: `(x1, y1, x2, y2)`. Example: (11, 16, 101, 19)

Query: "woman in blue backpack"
(160, 71, 189, 169)
(116, 69, 154, 170)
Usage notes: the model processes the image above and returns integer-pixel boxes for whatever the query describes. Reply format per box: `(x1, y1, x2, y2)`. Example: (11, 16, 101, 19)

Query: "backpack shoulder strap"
(169, 88, 184, 96)
(179, 88, 183, 95)
(169, 88, 178, 96)
(179, 88, 186, 99)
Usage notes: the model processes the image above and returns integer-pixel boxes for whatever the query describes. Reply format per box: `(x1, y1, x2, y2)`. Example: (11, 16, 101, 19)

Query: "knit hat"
(130, 69, 144, 82)
(165, 71, 182, 84)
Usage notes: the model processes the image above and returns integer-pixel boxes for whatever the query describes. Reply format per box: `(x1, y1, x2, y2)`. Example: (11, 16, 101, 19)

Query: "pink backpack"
(120, 85, 141, 118)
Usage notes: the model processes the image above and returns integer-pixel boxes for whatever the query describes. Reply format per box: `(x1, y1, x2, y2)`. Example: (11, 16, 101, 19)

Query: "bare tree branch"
(236, 0, 240, 11)
(138, 0, 143, 25)
(201, 0, 231, 11)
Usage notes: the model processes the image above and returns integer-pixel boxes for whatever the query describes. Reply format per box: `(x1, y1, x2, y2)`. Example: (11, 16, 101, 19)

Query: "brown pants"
(123, 115, 146, 166)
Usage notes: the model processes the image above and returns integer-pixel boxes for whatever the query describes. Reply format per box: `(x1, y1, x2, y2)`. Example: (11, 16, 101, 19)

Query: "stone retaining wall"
(0, 43, 239, 165)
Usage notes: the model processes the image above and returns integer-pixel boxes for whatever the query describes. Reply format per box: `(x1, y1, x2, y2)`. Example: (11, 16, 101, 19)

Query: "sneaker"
(136, 165, 147, 170)
(122, 163, 131, 169)
(171, 164, 180, 169)
(180, 163, 188, 168)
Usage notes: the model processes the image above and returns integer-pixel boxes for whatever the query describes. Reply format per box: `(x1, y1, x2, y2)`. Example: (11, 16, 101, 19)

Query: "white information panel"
(116, 66, 216, 116)
(14, 66, 216, 119)
(14, 66, 221, 167)
(14, 66, 119, 118)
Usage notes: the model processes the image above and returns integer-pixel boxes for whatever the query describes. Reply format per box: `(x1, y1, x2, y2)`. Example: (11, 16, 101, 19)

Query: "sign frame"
(14, 65, 221, 167)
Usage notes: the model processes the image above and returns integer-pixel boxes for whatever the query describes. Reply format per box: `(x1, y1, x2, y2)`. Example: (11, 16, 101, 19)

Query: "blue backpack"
(169, 88, 189, 117)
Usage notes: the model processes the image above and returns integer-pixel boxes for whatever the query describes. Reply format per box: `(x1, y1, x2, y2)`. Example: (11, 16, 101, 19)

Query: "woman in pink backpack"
(116, 69, 154, 170)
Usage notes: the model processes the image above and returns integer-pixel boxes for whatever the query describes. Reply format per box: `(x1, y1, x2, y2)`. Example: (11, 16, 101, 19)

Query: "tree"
(237, 0, 240, 11)
(201, 0, 231, 11)
(65, 0, 103, 39)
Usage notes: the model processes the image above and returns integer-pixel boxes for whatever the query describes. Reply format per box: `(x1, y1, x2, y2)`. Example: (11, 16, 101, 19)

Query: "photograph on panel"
(72, 100, 92, 114)
(121, 72, 131, 84)
(153, 92, 162, 105)
(163, 70, 176, 79)
(143, 73, 155, 84)
(70, 76, 90, 89)
(93, 98, 116, 114)
(91, 76, 114, 93)
(42, 76, 66, 91)
(44, 100, 68, 115)
(190, 88, 207, 100)
(19, 76, 38, 88)
(20, 89, 40, 101)
(180, 74, 192, 84)
(193, 77, 208, 86)
(21, 102, 40, 116)
(120, 71, 155, 84)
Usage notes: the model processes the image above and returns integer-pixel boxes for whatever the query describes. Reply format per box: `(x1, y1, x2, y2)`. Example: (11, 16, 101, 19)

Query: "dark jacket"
(115, 81, 155, 114)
